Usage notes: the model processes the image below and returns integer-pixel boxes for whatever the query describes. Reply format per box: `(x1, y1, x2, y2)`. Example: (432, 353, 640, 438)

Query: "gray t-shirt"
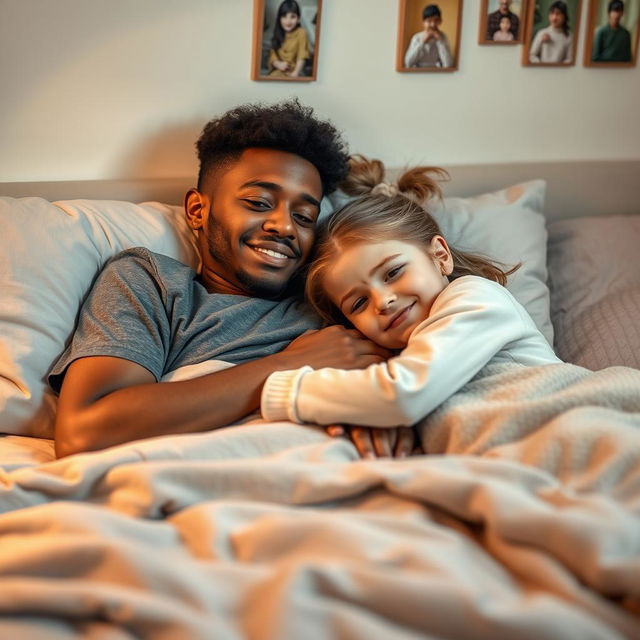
(49, 247, 322, 391)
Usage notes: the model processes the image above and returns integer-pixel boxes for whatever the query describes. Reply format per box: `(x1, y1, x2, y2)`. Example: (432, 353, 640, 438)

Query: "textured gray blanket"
(0, 361, 638, 639)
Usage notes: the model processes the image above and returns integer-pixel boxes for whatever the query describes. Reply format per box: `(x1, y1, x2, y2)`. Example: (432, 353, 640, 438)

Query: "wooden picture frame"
(478, 0, 526, 44)
(251, 0, 322, 81)
(522, 0, 582, 66)
(396, 0, 464, 72)
(583, 0, 639, 67)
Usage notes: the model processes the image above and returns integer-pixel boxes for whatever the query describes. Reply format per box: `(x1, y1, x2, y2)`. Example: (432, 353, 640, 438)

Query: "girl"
(493, 15, 515, 42)
(268, 1, 310, 78)
(260, 155, 563, 457)
(529, 1, 573, 63)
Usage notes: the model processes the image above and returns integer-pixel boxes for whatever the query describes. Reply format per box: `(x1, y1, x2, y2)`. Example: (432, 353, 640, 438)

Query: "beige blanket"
(0, 362, 639, 639)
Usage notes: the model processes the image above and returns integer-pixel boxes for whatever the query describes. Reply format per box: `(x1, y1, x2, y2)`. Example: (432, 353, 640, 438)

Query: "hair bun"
(339, 154, 448, 203)
(371, 182, 399, 197)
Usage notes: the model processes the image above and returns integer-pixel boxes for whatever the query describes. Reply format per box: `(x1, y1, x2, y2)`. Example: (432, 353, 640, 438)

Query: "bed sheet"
(0, 406, 638, 640)
(0, 434, 55, 471)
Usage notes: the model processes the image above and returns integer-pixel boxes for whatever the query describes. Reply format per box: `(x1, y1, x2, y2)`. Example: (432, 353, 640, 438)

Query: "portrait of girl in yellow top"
(268, 1, 311, 78)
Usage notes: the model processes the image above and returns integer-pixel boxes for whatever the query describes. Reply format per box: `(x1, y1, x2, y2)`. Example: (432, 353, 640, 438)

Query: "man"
(404, 4, 454, 69)
(486, 0, 520, 41)
(50, 100, 394, 458)
(592, 0, 632, 62)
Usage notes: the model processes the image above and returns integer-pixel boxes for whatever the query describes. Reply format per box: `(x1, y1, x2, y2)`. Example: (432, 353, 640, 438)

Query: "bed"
(1, 161, 639, 639)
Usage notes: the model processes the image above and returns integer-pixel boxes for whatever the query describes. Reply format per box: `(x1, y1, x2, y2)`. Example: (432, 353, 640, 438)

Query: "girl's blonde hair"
(305, 154, 520, 324)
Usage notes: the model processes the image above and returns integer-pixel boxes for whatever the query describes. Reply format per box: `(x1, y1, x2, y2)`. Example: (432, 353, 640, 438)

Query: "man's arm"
(54, 326, 389, 457)
(486, 13, 497, 40)
(592, 28, 604, 61)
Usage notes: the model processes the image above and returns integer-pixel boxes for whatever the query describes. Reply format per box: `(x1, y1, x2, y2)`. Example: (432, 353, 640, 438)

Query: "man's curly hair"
(196, 99, 349, 195)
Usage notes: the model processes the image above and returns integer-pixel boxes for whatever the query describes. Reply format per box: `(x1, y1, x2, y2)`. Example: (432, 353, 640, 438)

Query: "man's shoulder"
(107, 247, 194, 278)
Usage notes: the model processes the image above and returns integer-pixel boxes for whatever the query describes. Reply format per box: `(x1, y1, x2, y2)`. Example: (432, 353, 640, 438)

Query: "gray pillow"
(547, 215, 640, 370)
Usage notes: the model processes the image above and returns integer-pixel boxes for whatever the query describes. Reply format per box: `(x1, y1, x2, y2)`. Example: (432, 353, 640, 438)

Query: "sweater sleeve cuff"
(261, 366, 313, 423)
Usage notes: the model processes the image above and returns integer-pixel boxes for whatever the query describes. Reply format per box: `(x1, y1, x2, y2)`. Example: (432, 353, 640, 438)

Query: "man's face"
(191, 148, 323, 298)
(499, 0, 511, 13)
(609, 9, 623, 27)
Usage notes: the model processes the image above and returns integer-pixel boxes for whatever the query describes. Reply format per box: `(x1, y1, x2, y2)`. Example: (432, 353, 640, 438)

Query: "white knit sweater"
(261, 276, 561, 427)
(529, 26, 573, 63)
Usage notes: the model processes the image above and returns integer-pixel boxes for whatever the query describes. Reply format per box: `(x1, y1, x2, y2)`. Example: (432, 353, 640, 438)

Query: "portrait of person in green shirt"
(592, 0, 632, 62)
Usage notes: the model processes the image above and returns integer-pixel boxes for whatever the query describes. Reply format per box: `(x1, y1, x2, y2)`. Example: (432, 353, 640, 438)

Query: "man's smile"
(246, 239, 298, 267)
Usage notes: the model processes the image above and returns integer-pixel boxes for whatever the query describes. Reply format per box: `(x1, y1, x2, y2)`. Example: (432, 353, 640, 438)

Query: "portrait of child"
(397, 0, 464, 72)
(584, 0, 639, 66)
(252, 0, 321, 81)
(523, 0, 582, 66)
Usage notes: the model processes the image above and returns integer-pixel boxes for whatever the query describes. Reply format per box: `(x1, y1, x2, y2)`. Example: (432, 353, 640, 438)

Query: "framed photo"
(522, 0, 582, 66)
(478, 1, 526, 44)
(584, 0, 639, 67)
(251, 0, 322, 81)
(396, 0, 464, 72)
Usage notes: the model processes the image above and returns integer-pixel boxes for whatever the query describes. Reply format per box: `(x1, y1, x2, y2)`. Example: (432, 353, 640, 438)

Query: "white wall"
(1, 0, 639, 183)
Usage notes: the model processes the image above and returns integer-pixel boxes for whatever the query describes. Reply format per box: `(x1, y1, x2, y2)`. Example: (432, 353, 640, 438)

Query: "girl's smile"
(324, 238, 453, 349)
(280, 11, 300, 32)
(549, 9, 566, 29)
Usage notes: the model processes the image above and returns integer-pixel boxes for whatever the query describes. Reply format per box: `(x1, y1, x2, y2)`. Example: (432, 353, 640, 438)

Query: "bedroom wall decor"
(583, 0, 640, 66)
(396, 0, 464, 72)
(522, 0, 583, 66)
(478, 0, 526, 44)
(251, 0, 322, 81)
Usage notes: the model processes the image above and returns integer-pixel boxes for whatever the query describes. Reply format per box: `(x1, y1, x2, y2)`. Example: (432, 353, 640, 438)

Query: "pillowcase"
(329, 180, 553, 345)
(0, 197, 198, 438)
(547, 215, 640, 370)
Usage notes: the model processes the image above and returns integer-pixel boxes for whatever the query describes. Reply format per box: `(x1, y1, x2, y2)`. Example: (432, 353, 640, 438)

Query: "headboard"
(2, 159, 639, 221)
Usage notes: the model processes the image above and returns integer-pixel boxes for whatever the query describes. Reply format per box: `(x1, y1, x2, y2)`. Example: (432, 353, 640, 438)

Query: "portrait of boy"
(397, 0, 464, 72)
(585, 0, 639, 65)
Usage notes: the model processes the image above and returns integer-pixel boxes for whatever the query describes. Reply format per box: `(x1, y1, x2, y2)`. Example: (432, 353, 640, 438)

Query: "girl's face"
(280, 11, 300, 32)
(323, 238, 453, 349)
(500, 17, 511, 32)
(549, 8, 566, 28)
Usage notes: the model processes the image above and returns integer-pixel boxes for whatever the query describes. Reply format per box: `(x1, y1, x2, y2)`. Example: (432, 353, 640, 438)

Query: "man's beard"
(206, 224, 289, 299)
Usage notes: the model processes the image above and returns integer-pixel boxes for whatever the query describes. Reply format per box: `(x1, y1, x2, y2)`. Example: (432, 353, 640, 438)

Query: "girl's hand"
(326, 424, 416, 459)
(273, 60, 290, 71)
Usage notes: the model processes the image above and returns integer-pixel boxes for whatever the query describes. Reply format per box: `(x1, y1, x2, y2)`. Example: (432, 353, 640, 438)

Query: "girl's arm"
(261, 278, 530, 428)
(288, 28, 310, 76)
(268, 49, 288, 71)
(288, 58, 306, 77)
(529, 31, 543, 62)
(563, 33, 573, 63)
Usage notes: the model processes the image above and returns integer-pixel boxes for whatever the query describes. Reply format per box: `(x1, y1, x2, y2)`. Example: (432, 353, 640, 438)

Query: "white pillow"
(0, 197, 198, 438)
(328, 180, 552, 345)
